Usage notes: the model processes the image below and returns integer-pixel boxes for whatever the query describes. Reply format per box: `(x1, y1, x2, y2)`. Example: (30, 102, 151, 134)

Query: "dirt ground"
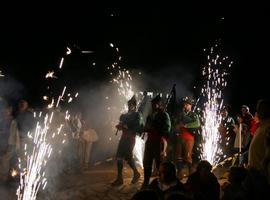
(0, 161, 228, 200)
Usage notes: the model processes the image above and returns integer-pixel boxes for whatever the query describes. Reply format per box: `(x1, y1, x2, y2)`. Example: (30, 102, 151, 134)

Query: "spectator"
(149, 162, 185, 199)
(185, 160, 220, 200)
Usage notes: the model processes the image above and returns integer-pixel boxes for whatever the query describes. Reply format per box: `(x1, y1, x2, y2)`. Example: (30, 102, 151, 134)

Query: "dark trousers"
(143, 139, 161, 185)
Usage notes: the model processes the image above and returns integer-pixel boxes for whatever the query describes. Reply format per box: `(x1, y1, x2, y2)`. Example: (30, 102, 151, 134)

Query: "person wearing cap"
(111, 95, 144, 186)
(141, 94, 171, 189)
(174, 97, 200, 179)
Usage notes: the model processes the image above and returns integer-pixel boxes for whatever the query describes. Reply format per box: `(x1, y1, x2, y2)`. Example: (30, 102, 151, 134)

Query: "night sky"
(0, 5, 269, 114)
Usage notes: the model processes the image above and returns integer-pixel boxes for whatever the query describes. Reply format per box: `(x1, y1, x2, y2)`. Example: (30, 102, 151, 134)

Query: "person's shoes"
(131, 171, 140, 184)
(111, 178, 123, 186)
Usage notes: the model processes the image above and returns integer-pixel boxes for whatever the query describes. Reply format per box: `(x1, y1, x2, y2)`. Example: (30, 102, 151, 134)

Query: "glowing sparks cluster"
(17, 114, 53, 200)
(200, 45, 233, 165)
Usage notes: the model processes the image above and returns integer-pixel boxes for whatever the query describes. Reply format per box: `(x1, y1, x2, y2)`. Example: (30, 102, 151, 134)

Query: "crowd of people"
(1, 94, 270, 199)
(112, 94, 270, 199)
(0, 98, 99, 185)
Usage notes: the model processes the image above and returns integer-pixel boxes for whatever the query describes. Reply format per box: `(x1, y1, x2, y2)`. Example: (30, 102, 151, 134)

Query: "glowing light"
(66, 47, 71, 55)
(0, 70, 5, 77)
(200, 45, 232, 165)
(45, 71, 57, 79)
(11, 169, 18, 177)
(43, 96, 48, 101)
(81, 50, 94, 54)
(59, 57, 64, 69)
(48, 98, 54, 109)
(75, 92, 79, 98)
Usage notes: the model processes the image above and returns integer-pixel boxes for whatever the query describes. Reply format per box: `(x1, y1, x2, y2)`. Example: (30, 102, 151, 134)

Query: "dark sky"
(0, 4, 269, 112)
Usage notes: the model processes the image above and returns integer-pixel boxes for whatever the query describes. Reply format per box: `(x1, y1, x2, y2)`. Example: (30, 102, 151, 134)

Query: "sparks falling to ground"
(200, 44, 233, 165)
(17, 114, 53, 200)
(17, 46, 78, 200)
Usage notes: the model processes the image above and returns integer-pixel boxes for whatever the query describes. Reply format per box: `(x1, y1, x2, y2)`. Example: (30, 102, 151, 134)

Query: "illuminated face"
(19, 100, 28, 112)
(241, 107, 248, 115)
(183, 102, 192, 112)
(152, 102, 160, 111)
(221, 110, 228, 118)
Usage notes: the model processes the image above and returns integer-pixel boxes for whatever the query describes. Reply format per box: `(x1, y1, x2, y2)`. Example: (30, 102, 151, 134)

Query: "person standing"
(174, 97, 200, 178)
(141, 94, 171, 189)
(111, 95, 144, 186)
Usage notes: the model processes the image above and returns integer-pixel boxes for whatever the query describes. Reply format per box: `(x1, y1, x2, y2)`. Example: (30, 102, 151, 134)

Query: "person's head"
(131, 189, 160, 200)
(18, 100, 28, 112)
(256, 99, 270, 121)
(236, 114, 244, 124)
(196, 160, 212, 177)
(151, 94, 162, 111)
(241, 105, 249, 115)
(159, 162, 177, 184)
(128, 95, 137, 112)
(228, 166, 247, 185)
(143, 91, 147, 96)
(182, 97, 193, 112)
(221, 106, 230, 118)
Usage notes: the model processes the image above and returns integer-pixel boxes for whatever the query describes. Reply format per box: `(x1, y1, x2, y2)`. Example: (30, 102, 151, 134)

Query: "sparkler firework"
(17, 114, 53, 200)
(200, 44, 233, 165)
(17, 46, 78, 200)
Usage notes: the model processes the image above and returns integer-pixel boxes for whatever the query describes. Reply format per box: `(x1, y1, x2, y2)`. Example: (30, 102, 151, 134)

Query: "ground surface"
(0, 161, 228, 200)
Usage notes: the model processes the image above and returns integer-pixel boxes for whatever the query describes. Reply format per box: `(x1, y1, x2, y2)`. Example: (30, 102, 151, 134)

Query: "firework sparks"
(17, 114, 53, 200)
(59, 57, 64, 69)
(45, 71, 57, 79)
(66, 47, 71, 55)
(200, 44, 232, 165)
(43, 96, 48, 101)
(81, 50, 94, 54)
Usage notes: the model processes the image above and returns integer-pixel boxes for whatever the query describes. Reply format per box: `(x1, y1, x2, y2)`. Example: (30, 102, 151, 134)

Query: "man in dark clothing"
(111, 95, 144, 186)
(15, 100, 35, 168)
(149, 162, 185, 199)
(141, 94, 171, 189)
(185, 160, 220, 200)
(16, 100, 35, 139)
